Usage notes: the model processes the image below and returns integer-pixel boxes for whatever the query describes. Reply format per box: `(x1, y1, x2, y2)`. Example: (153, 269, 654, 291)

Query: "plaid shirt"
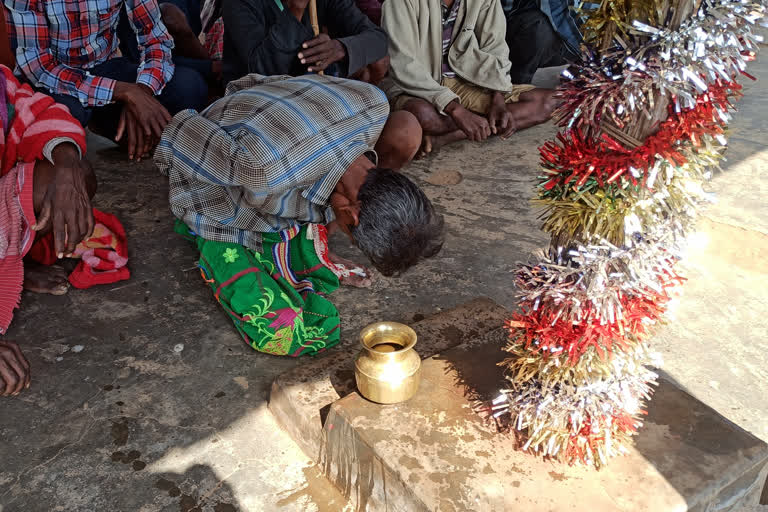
(441, 0, 461, 77)
(7, 0, 175, 107)
(155, 73, 389, 252)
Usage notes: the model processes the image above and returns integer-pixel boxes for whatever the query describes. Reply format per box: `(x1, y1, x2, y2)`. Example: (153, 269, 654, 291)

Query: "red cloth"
(0, 64, 86, 334)
(27, 209, 130, 289)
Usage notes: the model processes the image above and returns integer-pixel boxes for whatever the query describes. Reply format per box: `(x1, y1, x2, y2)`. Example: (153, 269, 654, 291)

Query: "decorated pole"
(491, 0, 765, 468)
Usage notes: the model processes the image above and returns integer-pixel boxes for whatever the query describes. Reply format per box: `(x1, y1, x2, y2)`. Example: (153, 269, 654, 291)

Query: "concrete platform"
(269, 298, 509, 460)
(322, 330, 768, 512)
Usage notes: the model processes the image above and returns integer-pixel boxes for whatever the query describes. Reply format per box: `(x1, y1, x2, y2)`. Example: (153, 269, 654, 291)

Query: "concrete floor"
(1, 54, 767, 511)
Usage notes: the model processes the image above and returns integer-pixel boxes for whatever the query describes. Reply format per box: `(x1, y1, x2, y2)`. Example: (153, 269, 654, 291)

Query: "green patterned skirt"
(176, 221, 341, 356)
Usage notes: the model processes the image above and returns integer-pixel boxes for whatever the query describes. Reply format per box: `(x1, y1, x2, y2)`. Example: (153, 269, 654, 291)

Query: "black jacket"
(222, 0, 387, 83)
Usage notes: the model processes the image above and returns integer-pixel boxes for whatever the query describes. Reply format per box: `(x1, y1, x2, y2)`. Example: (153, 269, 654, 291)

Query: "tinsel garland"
(538, 80, 735, 244)
(558, 0, 764, 138)
(493, 0, 765, 468)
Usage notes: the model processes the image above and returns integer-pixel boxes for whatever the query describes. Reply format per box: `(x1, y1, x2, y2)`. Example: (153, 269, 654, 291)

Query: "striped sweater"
(0, 64, 86, 334)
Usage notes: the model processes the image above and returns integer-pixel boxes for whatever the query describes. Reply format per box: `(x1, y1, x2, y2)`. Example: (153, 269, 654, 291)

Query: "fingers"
(299, 43, 333, 62)
(501, 114, 517, 139)
(134, 124, 145, 162)
(84, 207, 95, 240)
(160, 105, 172, 125)
(77, 202, 92, 247)
(53, 208, 66, 258)
(7, 343, 31, 390)
(0, 346, 28, 396)
(300, 34, 330, 51)
(33, 195, 52, 232)
(64, 210, 80, 257)
(0, 358, 18, 396)
(126, 113, 137, 160)
(115, 111, 126, 142)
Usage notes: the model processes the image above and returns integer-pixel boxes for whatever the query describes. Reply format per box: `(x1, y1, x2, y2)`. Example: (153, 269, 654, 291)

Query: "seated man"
(155, 73, 443, 357)
(0, 65, 94, 396)
(382, 0, 558, 154)
(7, 0, 208, 161)
(118, 0, 225, 95)
(223, 0, 387, 84)
(503, 0, 581, 83)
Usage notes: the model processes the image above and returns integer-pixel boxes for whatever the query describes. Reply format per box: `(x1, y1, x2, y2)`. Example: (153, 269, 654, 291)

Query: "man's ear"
(339, 203, 361, 227)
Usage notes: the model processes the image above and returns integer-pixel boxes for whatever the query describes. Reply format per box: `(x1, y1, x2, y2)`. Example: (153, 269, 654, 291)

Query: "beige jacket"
(381, 0, 514, 113)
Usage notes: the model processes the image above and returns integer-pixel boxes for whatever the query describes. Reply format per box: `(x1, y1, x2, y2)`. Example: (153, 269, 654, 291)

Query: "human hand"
(33, 144, 94, 258)
(113, 83, 171, 159)
(0, 341, 30, 396)
(487, 93, 516, 139)
(298, 34, 346, 73)
(115, 107, 156, 161)
(445, 101, 491, 141)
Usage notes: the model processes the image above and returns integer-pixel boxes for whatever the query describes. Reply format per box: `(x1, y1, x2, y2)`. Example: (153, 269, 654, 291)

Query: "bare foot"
(415, 130, 467, 159)
(328, 252, 373, 288)
(0, 341, 31, 396)
(415, 135, 434, 159)
(23, 262, 70, 295)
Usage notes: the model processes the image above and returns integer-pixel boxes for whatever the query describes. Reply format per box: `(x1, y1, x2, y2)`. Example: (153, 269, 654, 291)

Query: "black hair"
(351, 168, 444, 276)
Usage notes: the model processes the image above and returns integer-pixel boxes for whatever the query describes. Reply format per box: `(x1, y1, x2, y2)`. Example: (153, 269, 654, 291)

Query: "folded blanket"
(177, 220, 341, 356)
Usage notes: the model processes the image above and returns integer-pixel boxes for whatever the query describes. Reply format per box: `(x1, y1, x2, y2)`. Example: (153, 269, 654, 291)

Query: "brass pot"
(355, 322, 421, 404)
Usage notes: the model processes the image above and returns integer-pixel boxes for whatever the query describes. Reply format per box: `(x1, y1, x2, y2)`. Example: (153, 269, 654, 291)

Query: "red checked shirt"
(6, 0, 175, 107)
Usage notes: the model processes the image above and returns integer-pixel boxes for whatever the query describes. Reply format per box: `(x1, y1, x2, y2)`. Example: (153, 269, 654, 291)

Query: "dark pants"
(47, 57, 207, 139)
(505, 0, 568, 83)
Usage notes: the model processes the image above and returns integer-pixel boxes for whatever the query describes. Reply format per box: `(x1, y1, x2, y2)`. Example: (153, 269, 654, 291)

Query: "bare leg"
(351, 56, 390, 87)
(401, 98, 467, 156)
(375, 110, 422, 170)
(506, 88, 558, 132)
(23, 157, 97, 295)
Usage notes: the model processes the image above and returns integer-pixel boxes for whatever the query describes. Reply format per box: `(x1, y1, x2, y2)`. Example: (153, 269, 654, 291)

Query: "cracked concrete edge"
(268, 298, 510, 460)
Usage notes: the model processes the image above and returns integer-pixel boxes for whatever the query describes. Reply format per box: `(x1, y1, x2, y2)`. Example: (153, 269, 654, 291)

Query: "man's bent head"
(351, 168, 443, 276)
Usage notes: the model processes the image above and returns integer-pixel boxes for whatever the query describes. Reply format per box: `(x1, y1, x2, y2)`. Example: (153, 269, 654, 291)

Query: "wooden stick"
(309, 0, 323, 75)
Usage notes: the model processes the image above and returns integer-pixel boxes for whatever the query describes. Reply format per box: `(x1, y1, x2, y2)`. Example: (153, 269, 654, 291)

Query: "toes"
(50, 265, 70, 279)
(49, 282, 70, 296)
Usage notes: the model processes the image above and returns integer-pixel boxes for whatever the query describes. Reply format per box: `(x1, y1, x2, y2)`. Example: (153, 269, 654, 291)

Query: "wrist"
(491, 91, 506, 106)
(51, 142, 80, 167)
(445, 100, 464, 117)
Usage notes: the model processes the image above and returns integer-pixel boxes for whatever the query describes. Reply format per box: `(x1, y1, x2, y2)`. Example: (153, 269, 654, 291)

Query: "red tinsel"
(539, 80, 741, 195)
(562, 411, 641, 466)
(504, 274, 684, 363)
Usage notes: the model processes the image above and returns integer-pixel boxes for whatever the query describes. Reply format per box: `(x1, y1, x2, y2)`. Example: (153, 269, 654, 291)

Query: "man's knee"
(159, 3, 192, 37)
(162, 66, 208, 113)
(402, 99, 444, 134)
(376, 110, 422, 168)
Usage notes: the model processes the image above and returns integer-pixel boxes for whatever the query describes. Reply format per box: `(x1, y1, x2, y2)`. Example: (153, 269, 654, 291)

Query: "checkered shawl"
(155, 73, 389, 252)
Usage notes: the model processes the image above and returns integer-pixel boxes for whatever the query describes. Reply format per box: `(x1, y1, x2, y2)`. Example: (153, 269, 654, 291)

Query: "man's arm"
(381, 0, 458, 113)
(223, 0, 313, 76)
(325, 0, 387, 76)
(7, 0, 116, 106)
(124, 0, 175, 94)
(472, 0, 513, 85)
